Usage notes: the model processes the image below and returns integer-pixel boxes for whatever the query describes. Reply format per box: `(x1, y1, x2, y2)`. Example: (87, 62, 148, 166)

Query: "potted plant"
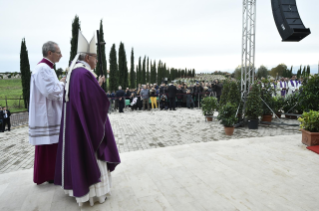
(298, 110, 319, 146)
(217, 103, 238, 135)
(245, 83, 263, 129)
(201, 96, 218, 121)
(272, 95, 284, 118)
(260, 80, 274, 122)
(219, 79, 230, 108)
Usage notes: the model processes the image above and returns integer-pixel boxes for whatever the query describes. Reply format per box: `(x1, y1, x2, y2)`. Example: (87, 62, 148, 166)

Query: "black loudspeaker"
(271, 0, 311, 42)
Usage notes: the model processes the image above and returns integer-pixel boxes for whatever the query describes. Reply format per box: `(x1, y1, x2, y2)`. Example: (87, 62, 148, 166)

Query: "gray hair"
(118, 86, 122, 90)
(42, 41, 58, 57)
(78, 53, 88, 61)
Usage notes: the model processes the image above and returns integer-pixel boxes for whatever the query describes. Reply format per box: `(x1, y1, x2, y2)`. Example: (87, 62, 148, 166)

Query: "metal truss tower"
(241, 0, 257, 95)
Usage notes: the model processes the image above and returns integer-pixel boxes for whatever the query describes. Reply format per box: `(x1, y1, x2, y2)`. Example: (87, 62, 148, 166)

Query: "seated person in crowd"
(130, 93, 138, 111)
(160, 95, 168, 110)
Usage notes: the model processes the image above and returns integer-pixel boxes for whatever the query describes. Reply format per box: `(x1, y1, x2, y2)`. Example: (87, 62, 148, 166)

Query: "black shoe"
(47, 180, 54, 184)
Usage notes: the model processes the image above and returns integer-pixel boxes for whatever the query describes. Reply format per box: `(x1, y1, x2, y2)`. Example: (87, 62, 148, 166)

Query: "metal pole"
(241, 0, 256, 118)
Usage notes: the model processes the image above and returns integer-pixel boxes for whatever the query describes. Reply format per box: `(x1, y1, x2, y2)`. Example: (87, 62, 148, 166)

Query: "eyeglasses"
(89, 55, 97, 59)
(53, 51, 62, 55)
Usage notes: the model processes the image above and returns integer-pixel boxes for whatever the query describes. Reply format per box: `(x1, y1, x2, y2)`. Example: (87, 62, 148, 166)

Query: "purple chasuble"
(280, 81, 286, 96)
(38, 58, 54, 69)
(290, 80, 297, 93)
(295, 80, 299, 85)
(54, 67, 121, 198)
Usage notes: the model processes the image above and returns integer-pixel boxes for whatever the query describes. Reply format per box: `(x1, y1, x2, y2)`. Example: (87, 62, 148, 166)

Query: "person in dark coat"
(125, 87, 131, 99)
(213, 80, 223, 102)
(116, 86, 125, 113)
(0, 107, 3, 132)
(167, 83, 177, 110)
(136, 85, 143, 110)
(176, 85, 183, 108)
(2, 106, 11, 132)
(159, 83, 166, 97)
(186, 89, 195, 109)
(193, 83, 203, 107)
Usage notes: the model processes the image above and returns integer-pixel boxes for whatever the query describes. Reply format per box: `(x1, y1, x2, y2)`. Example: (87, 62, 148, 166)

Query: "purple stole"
(280, 81, 286, 96)
(38, 58, 54, 69)
(290, 80, 298, 93)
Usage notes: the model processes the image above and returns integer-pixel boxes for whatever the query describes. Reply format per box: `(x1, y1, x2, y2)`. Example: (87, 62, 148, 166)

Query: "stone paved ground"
(1, 134, 318, 211)
(0, 108, 300, 174)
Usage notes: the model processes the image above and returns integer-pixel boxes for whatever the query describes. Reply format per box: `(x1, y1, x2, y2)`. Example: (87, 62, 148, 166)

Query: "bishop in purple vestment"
(54, 31, 120, 207)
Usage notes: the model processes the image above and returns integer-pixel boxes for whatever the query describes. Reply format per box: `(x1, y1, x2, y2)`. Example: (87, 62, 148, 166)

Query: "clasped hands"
(98, 75, 106, 86)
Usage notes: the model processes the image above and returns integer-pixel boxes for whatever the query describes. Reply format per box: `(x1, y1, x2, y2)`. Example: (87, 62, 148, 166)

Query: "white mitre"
(65, 31, 97, 102)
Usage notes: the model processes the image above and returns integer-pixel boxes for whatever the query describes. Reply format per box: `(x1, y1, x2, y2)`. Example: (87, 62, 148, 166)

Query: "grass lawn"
(0, 79, 27, 113)
(0, 78, 110, 113)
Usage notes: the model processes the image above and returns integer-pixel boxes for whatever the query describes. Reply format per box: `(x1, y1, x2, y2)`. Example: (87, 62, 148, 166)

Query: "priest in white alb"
(288, 75, 299, 95)
(29, 41, 65, 185)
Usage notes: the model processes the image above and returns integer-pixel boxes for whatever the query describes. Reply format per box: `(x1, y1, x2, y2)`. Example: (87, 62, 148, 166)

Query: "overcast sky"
(0, 0, 317, 74)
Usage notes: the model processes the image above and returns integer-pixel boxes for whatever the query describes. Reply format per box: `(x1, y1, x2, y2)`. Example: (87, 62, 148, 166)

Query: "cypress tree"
(149, 59, 152, 83)
(69, 15, 81, 65)
(302, 66, 306, 78)
(136, 65, 139, 86)
(307, 65, 311, 77)
(95, 20, 107, 91)
(109, 44, 118, 92)
(130, 48, 135, 88)
(138, 57, 142, 85)
(118, 42, 128, 88)
(20, 38, 31, 109)
(142, 56, 146, 84)
(123, 50, 128, 88)
(297, 65, 302, 78)
(146, 57, 150, 83)
(157, 60, 161, 84)
(153, 60, 157, 84)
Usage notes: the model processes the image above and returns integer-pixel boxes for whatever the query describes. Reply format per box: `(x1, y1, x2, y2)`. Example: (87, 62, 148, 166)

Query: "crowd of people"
(260, 75, 304, 97)
(106, 74, 304, 113)
(107, 80, 223, 112)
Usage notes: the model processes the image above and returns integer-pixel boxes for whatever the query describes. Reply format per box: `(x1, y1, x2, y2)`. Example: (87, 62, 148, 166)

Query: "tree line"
(69, 16, 195, 93)
(232, 63, 312, 80)
(19, 15, 196, 109)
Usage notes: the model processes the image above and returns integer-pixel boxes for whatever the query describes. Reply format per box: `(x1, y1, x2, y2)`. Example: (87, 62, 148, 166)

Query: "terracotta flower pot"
(262, 114, 272, 122)
(224, 127, 234, 135)
(206, 116, 213, 121)
(300, 129, 319, 146)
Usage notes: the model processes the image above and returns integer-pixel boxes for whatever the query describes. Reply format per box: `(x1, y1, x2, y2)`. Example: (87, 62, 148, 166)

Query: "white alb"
(28, 59, 65, 145)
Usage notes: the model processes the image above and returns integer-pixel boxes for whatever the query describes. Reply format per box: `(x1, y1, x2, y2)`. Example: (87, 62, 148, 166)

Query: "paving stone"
(0, 108, 301, 174)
